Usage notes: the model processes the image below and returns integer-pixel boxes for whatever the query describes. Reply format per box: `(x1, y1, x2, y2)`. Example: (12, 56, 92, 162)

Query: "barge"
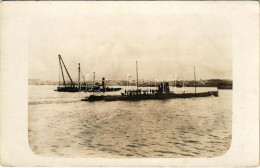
(55, 55, 121, 92)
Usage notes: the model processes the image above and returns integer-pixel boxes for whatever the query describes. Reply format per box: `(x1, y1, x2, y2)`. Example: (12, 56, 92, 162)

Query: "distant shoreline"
(28, 78, 232, 88)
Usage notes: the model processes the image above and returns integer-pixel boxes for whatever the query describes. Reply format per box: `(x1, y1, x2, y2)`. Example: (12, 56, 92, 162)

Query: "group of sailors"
(124, 89, 157, 95)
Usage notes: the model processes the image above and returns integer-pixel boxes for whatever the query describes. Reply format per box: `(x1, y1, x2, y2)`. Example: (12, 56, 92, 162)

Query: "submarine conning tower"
(158, 82, 170, 94)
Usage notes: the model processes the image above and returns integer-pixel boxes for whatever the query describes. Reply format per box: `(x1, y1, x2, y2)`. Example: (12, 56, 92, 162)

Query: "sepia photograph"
(0, 1, 258, 167)
(28, 5, 232, 158)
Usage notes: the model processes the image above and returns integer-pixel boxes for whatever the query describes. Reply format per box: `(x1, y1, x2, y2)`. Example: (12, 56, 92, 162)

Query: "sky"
(28, 6, 232, 82)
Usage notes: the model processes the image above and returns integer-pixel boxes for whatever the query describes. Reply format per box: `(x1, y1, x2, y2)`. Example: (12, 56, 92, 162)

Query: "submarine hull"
(82, 91, 218, 102)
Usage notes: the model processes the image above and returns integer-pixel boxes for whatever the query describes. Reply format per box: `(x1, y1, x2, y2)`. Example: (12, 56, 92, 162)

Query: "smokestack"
(102, 77, 106, 93)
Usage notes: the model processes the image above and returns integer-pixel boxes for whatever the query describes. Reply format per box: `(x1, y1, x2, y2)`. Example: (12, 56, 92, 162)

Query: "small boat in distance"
(217, 83, 232, 89)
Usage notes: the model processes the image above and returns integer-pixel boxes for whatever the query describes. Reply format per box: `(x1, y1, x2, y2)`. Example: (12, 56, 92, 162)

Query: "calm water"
(28, 85, 232, 158)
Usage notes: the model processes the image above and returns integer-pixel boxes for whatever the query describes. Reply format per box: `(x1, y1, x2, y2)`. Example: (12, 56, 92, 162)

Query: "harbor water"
(28, 85, 232, 158)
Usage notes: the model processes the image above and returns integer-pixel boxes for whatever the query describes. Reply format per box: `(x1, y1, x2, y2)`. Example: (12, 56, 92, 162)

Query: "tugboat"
(83, 77, 121, 92)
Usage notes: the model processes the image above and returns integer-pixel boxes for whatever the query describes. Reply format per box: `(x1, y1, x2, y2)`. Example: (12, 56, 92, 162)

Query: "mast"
(59, 58, 60, 86)
(78, 63, 80, 84)
(58, 55, 66, 86)
(93, 72, 95, 86)
(194, 66, 196, 94)
(60, 55, 75, 87)
(136, 61, 138, 90)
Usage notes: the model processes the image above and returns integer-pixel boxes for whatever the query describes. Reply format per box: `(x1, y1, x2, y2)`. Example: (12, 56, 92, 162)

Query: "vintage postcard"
(0, 1, 259, 167)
